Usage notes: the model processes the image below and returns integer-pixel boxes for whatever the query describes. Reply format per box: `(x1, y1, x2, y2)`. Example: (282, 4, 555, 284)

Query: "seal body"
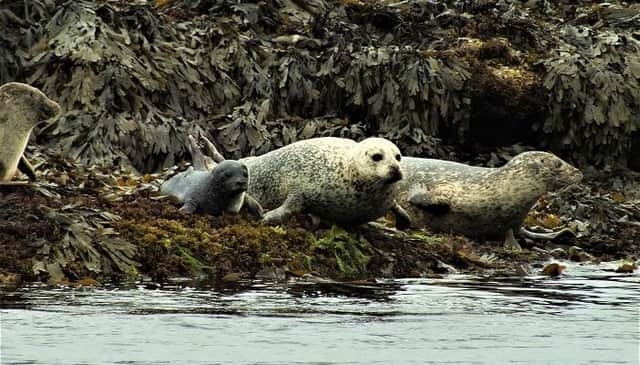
(241, 137, 410, 227)
(0, 82, 60, 181)
(160, 160, 262, 216)
(395, 151, 583, 238)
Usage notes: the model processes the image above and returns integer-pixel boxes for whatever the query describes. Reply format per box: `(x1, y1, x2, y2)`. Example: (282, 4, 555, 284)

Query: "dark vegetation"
(0, 0, 638, 284)
(1, 0, 638, 170)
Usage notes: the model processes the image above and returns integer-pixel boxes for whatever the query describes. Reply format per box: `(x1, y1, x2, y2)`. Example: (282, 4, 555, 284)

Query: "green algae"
(312, 226, 371, 279)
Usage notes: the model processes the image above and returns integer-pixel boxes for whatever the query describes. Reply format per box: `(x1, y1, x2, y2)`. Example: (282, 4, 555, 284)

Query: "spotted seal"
(0, 82, 60, 181)
(394, 151, 583, 249)
(160, 136, 263, 217)
(241, 137, 411, 228)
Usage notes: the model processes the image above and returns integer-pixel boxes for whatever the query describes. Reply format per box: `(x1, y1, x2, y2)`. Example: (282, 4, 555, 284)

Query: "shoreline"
(1, 148, 637, 286)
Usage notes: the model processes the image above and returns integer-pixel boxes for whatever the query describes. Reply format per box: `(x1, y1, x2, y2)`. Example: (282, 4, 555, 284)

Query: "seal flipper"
(503, 228, 522, 252)
(408, 191, 451, 216)
(242, 194, 264, 218)
(262, 194, 303, 225)
(391, 202, 412, 230)
(18, 155, 37, 181)
(179, 200, 198, 214)
(187, 135, 212, 171)
(200, 135, 226, 163)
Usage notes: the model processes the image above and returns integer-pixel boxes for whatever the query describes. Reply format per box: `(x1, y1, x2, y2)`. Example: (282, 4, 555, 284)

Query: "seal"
(394, 151, 583, 249)
(241, 136, 412, 228)
(0, 82, 61, 181)
(160, 136, 263, 217)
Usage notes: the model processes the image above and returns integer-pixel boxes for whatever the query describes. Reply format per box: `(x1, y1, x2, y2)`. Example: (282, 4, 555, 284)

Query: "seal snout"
(226, 173, 249, 193)
(41, 99, 61, 120)
(232, 178, 248, 192)
(564, 165, 583, 186)
(385, 165, 403, 184)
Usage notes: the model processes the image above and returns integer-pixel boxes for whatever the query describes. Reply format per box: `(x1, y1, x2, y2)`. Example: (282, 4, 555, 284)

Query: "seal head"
(210, 160, 249, 196)
(349, 137, 403, 185)
(506, 151, 583, 191)
(0, 82, 60, 124)
(0, 82, 61, 181)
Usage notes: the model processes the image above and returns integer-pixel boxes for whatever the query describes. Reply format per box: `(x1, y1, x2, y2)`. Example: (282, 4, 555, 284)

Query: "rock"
(221, 272, 242, 283)
(255, 267, 287, 281)
(549, 247, 567, 258)
(568, 246, 593, 262)
(541, 262, 566, 276)
(615, 261, 637, 273)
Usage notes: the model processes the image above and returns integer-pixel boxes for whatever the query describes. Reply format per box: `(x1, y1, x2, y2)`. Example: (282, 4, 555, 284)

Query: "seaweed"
(538, 26, 640, 166)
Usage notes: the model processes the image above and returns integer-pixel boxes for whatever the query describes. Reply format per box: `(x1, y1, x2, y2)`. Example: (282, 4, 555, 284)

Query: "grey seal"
(394, 151, 583, 249)
(241, 137, 411, 228)
(160, 136, 263, 217)
(0, 82, 60, 181)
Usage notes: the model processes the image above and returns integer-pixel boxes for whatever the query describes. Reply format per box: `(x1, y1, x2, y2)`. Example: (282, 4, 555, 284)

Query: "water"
(1, 262, 638, 365)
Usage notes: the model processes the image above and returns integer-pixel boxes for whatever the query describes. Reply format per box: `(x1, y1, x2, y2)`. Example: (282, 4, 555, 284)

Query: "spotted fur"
(241, 137, 410, 227)
(395, 151, 583, 238)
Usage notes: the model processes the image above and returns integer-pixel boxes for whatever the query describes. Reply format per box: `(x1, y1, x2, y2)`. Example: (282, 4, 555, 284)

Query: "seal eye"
(371, 153, 383, 162)
(395, 154, 401, 162)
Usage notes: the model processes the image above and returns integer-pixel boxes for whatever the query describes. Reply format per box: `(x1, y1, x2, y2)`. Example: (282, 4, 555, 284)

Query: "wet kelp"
(0, 0, 638, 171)
(538, 26, 640, 166)
(1, 145, 638, 284)
(0, 146, 497, 283)
(0, 1, 639, 284)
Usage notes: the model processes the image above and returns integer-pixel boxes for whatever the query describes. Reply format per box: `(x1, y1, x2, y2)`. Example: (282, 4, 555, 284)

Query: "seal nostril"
(386, 167, 402, 183)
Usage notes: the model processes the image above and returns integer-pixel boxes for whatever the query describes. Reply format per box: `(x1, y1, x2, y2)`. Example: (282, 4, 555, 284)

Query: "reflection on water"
(1, 262, 638, 365)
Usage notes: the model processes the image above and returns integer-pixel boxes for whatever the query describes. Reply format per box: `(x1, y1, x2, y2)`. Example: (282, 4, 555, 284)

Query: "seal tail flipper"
(179, 200, 198, 214)
(18, 155, 37, 181)
(187, 135, 209, 171)
(200, 135, 226, 163)
(408, 191, 451, 216)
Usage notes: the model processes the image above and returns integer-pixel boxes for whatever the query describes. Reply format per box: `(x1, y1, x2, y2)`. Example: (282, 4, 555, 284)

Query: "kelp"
(32, 206, 139, 283)
(538, 26, 640, 166)
(0, 0, 638, 171)
(1, 144, 638, 284)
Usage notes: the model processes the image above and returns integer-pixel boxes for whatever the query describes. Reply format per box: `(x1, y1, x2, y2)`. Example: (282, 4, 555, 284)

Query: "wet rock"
(541, 262, 566, 276)
(76, 278, 101, 287)
(568, 246, 593, 262)
(221, 272, 242, 283)
(549, 247, 567, 258)
(0, 272, 21, 285)
(436, 260, 458, 274)
(255, 267, 287, 281)
(615, 261, 637, 273)
(515, 264, 530, 276)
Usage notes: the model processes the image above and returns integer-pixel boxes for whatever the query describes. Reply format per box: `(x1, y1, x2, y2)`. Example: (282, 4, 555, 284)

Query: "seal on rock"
(160, 136, 263, 217)
(394, 151, 583, 249)
(0, 82, 61, 181)
(241, 137, 412, 228)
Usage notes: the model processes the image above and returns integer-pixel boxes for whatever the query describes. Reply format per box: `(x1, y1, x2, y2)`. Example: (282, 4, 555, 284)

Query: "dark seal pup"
(394, 151, 583, 249)
(160, 136, 263, 217)
(241, 137, 411, 228)
(0, 82, 61, 181)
